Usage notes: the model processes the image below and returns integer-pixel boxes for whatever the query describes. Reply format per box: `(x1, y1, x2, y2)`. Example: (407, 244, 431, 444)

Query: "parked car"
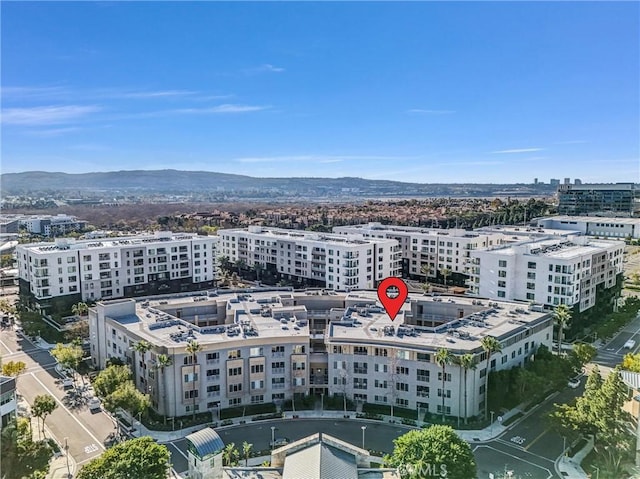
(88, 397, 101, 412)
(624, 339, 636, 350)
(568, 377, 581, 389)
(62, 377, 74, 389)
(271, 438, 290, 448)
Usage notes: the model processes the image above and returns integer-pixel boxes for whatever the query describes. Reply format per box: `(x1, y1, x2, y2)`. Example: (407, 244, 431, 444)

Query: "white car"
(624, 339, 636, 350)
(62, 377, 74, 389)
(88, 397, 101, 411)
(568, 377, 581, 389)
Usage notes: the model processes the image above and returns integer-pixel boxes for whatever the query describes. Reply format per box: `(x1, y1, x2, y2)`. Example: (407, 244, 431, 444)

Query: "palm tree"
(155, 354, 173, 417)
(133, 340, 152, 390)
(435, 348, 453, 422)
(457, 354, 476, 425)
(223, 442, 239, 466)
(242, 441, 253, 466)
(186, 340, 202, 420)
(480, 336, 502, 420)
(440, 267, 452, 286)
(253, 263, 264, 282)
(71, 302, 89, 317)
(553, 304, 572, 355)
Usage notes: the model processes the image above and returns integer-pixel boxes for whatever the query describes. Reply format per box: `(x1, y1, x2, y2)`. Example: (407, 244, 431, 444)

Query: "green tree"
(621, 352, 640, 372)
(480, 336, 502, 420)
(77, 437, 170, 479)
(435, 348, 453, 422)
(50, 342, 84, 385)
(553, 304, 572, 355)
(223, 442, 240, 466)
(217, 255, 233, 276)
(1, 360, 26, 386)
(132, 339, 152, 389)
(31, 394, 57, 439)
(242, 441, 253, 466)
(185, 340, 202, 420)
(93, 365, 132, 399)
(568, 342, 597, 374)
(384, 426, 476, 479)
(457, 354, 475, 424)
(155, 354, 173, 417)
(104, 381, 150, 418)
(71, 302, 89, 317)
(439, 267, 452, 286)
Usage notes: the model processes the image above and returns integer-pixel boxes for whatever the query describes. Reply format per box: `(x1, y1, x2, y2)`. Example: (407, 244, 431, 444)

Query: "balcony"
(207, 391, 220, 398)
(206, 375, 220, 382)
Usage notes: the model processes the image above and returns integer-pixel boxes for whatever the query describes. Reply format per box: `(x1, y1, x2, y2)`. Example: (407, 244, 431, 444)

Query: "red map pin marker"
(377, 277, 409, 321)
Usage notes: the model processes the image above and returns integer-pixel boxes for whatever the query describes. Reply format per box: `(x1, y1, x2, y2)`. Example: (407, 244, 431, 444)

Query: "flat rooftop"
(328, 291, 550, 353)
(99, 289, 550, 353)
(540, 215, 640, 225)
(20, 231, 210, 254)
(220, 227, 391, 246)
(479, 236, 621, 258)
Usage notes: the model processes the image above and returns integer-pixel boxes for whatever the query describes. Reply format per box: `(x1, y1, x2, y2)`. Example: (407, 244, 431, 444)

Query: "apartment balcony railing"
(207, 391, 221, 398)
(206, 375, 220, 382)
(272, 383, 285, 390)
(206, 359, 220, 365)
(272, 368, 285, 374)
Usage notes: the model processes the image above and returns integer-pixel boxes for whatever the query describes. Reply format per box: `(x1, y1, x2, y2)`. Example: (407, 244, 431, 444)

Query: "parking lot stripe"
(0, 339, 13, 354)
(30, 372, 106, 451)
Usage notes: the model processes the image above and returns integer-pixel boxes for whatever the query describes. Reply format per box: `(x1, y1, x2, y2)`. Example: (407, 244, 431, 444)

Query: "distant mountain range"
(0, 170, 555, 198)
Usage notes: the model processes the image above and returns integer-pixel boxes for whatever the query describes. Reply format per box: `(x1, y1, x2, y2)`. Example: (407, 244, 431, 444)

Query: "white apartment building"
(0, 214, 87, 236)
(16, 232, 218, 313)
(333, 223, 508, 284)
(218, 226, 401, 290)
(467, 236, 624, 312)
(90, 290, 553, 420)
(534, 215, 640, 239)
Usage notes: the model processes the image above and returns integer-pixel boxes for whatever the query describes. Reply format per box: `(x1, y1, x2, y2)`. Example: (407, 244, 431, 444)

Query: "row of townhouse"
(90, 290, 553, 420)
(16, 232, 218, 314)
(218, 226, 402, 290)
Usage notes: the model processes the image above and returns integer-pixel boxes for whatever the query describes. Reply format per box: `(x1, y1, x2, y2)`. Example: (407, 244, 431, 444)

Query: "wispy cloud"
(23, 127, 82, 137)
(2, 105, 102, 125)
(243, 64, 285, 75)
(119, 90, 198, 99)
(1, 86, 69, 100)
(407, 109, 456, 115)
(492, 148, 544, 154)
(172, 104, 269, 114)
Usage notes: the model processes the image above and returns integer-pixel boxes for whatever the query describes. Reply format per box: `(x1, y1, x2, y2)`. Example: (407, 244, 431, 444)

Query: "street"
(1, 327, 115, 470)
(593, 313, 640, 369)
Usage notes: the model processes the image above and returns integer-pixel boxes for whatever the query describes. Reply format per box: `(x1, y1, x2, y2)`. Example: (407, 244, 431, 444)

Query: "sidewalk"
(124, 404, 518, 445)
(16, 395, 77, 479)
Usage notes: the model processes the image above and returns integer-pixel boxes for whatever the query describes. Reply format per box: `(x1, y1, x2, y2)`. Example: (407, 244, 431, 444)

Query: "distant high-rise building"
(550, 178, 561, 186)
(557, 183, 639, 217)
(564, 178, 571, 185)
(534, 178, 539, 184)
(574, 178, 582, 185)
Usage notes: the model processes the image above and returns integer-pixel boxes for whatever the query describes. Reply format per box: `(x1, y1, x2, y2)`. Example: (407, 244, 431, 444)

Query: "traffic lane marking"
(524, 428, 549, 451)
(473, 445, 553, 479)
(29, 373, 106, 451)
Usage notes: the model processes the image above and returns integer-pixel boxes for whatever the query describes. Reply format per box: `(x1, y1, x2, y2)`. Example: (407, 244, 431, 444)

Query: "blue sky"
(2, 1, 638, 183)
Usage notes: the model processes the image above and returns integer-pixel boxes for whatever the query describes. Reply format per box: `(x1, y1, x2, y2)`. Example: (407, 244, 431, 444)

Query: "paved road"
(594, 314, 640, 369)
(2, 328, 115, 470)
(167, 399, 584, 479)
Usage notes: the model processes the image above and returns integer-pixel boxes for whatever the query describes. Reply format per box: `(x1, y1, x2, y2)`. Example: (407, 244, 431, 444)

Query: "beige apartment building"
(89, 290, 553, 419)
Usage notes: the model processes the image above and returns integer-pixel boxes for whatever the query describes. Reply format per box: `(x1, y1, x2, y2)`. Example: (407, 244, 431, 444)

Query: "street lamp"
(361, 425, 367, 450)
(321, 393, 324, 414)
(271, 426, 276, 449)
(562, 436, 566, 462)
(490, 410, 495, 434)
(64, 437, 70, 478)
